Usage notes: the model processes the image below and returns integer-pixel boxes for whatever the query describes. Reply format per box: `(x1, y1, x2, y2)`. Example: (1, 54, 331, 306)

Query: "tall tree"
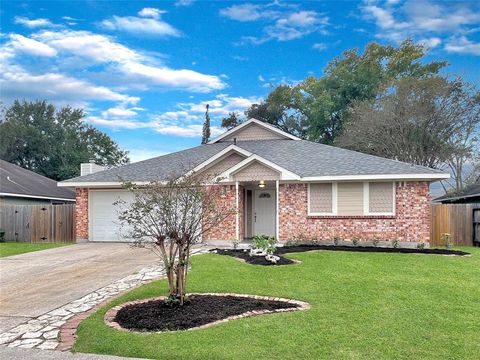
(201, 104, 211, 144)
(337, 77, 480, 191)
(221, 112, 241, 130)
(245, 40, 447, 144)
(245, 85, 308, 138)
(0, 100, 129, 181)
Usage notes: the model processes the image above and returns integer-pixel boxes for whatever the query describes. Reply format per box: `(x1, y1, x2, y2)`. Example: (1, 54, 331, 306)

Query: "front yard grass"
(74, 247, 480, 360)
(0, 242, 72, 257)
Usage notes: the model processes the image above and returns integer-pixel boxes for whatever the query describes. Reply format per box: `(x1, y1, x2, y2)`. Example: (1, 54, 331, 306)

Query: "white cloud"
(119, 62, 225, 92)
(219, 4, 266, 21)
(14, 16, 55, 28)
(102, 106, 139, 118)
(419, 37, 442, 49)
(34, 30, 142, 63)
(9, 34, 57, 57)
(258, 75, 265, 82)
(175, 0, 194, 7)
(18, 29, 226, 92)
(0, 64, 138, 104)
(86, 116, 145, 129)
(101, 14, 180, 37)
(312, 42, 327, 51)
(360, 0, 480, 55)
(445, 36, 480, 55)
(221, 3, 329, 44)
(138, 8, 165, 19)
(86, 94, 260, 138)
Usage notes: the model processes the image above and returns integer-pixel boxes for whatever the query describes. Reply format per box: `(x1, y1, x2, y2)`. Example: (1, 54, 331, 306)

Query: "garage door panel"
(90, 190, 134, 242)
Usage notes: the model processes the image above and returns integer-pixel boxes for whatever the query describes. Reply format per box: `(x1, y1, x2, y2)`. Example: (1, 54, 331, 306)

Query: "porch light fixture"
(258, 180, 266, 188)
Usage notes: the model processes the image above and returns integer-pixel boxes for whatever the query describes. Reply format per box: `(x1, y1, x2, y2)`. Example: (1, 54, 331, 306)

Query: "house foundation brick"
(75, 188, 89, 241)
(278, 181, 431, 243)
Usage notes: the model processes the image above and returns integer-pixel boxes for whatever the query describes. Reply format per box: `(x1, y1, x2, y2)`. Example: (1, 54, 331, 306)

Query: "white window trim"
(308, 181, 395, 217)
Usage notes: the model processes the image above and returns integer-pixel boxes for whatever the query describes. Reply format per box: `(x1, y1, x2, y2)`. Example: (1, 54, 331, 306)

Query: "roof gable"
(209, 118, 300, 143)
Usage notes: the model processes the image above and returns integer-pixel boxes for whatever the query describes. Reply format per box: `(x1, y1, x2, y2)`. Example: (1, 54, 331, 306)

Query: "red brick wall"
(202, 185, 237, 241)
(278, 181, 431, 243)
(75, 188, 89, 241)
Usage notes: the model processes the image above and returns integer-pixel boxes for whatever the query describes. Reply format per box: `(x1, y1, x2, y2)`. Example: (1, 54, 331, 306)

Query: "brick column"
(75, 188, 89, 242)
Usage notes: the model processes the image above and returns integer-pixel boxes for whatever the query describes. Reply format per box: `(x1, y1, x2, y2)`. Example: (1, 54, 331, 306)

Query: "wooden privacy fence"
(430, 203, 480, 247)
(0, 204, 75, 243)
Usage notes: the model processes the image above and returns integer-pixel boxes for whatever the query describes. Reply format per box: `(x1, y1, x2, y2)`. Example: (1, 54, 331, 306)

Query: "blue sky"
(1, 0, 479, 163)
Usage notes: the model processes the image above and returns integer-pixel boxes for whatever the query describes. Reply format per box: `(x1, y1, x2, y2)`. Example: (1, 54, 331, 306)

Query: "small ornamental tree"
(115, 174, 235, 305)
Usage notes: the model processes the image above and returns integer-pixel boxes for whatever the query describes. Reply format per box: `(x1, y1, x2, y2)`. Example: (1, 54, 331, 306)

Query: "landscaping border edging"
(104, 293, 311, 333)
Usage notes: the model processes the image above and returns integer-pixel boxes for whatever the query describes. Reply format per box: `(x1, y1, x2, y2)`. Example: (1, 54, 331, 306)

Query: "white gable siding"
(199, 153, 245, 178)
(221, 124, 286, 142)
(233, 161, 280, 181)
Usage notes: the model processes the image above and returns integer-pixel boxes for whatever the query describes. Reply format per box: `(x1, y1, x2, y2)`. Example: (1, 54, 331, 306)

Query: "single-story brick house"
(59, 119, 449, 245)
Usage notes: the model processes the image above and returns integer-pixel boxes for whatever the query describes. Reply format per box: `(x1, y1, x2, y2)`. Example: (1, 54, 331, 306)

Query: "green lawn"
(75, 248, 480, 360)
(0, 242, 72, 257)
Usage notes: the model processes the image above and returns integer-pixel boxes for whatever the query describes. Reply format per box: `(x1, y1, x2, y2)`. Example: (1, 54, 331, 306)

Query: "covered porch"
(235, 180, 280, 241)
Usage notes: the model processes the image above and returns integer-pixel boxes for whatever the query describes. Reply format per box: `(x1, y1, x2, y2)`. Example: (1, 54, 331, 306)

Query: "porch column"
(275, 180, 279, 240)
(235, 181, 239, 241)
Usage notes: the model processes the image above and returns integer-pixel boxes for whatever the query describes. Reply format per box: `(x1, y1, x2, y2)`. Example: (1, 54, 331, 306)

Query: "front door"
(253, 189, 276, 237)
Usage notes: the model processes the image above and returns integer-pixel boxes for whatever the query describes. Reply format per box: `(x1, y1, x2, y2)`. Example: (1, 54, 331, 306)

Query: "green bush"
(252, 235, 277, 254)
(0, 229, 5, 243)
(351, 236, 361, 246)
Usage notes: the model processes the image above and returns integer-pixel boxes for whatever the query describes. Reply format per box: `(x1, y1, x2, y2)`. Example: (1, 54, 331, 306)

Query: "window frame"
(307, 181, 396, 216)
(307, 182, 337, 216)
(364, 181, 396, 216)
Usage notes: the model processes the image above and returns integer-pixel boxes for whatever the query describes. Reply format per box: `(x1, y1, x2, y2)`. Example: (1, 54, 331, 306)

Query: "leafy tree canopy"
(338, 76, 480, 191)
(0, 100, 129, 181)
(244, 40, 447, 144)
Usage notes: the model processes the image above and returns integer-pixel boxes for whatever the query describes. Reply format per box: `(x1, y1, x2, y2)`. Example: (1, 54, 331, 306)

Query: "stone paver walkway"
(0, 247, 208, 351)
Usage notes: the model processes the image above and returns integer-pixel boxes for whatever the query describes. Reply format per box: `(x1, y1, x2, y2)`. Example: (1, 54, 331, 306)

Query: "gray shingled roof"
(0, 159, 75, 200)
(61, 139, 444, 184)
(434, 182, 480, 203)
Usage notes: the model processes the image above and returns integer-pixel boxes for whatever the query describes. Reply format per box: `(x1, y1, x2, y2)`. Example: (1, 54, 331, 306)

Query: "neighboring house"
(0, 159, 75, 205)
(433, 181, 480, 204)
(59, 119, 449, 245)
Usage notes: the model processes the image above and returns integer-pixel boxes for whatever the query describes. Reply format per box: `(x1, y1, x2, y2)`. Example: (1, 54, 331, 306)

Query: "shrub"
(0, 229, 5, 243)
(391, 239, 400, 248)
(333, 236, 341, 246)
(252, 235, 277, 255)
(417, 242, 426, 249)
(232, 238, 240, 250)
(441, 233, 452, 250)
(285, 239, 299, 247)
(351, 236, 361, 246)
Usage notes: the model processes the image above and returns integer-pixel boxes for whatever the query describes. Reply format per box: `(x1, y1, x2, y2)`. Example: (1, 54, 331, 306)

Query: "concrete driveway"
(0, 243, 158, 333)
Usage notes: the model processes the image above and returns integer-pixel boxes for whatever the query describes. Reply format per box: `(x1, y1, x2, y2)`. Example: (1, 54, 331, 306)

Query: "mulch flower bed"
(275, 245, 470, 256)
(214, 249, 297, 265)
(212, 245, 469, 265)
(107, 293, 309, 332)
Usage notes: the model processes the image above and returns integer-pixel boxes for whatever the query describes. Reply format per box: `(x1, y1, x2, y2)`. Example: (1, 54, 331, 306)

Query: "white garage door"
(90, 190, 134, 242)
